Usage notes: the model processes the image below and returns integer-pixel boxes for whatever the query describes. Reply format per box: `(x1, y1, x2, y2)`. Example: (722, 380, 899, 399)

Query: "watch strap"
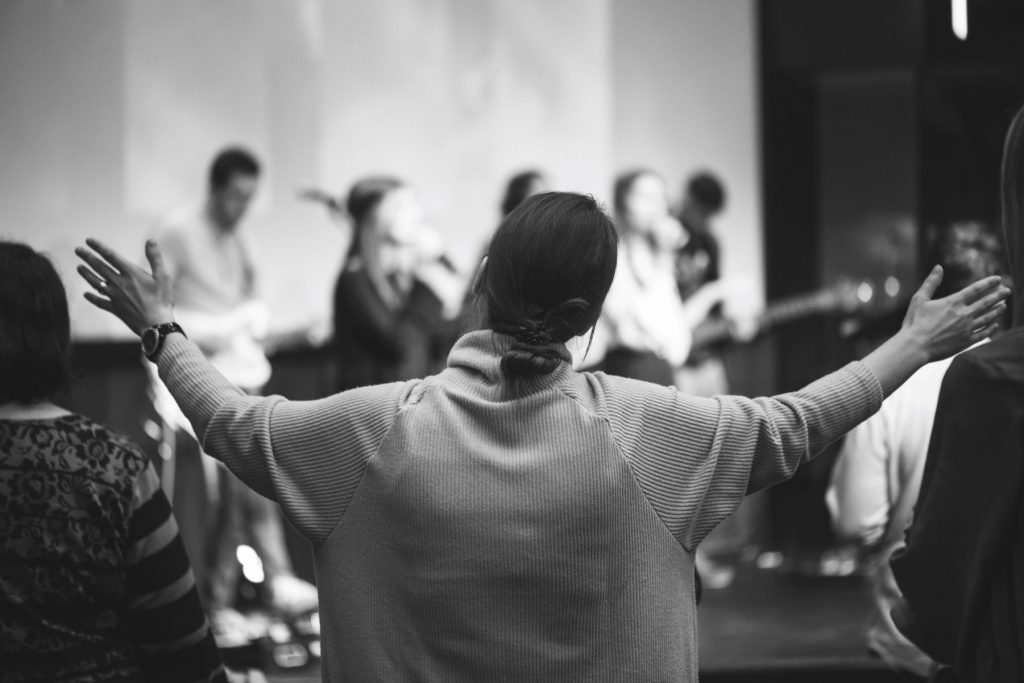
(143, 321, 186, 360)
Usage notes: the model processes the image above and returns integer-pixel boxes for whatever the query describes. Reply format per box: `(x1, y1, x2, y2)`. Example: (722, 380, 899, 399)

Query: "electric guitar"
(690, 278, 896, 353)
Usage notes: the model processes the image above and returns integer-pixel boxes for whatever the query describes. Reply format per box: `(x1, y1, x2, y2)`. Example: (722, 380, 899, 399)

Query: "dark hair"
(685, 171, 726, 214)
(345, 176, 404, 225)
(1001, 103, 1024, 327)
(481, 192, 618, 387)
(0, 241, 72, 404)
(343, 176, 405, 259)
(208, 147, 261, 192)
(500, 170, 545, 217)
(612, 168, 661, 220)
(925, 221, 1006, 299)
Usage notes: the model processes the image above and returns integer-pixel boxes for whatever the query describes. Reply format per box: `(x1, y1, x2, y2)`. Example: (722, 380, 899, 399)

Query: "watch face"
(142, 328, 160, 357)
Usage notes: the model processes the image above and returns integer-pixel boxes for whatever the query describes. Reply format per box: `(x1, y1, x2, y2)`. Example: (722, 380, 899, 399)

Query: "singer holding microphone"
(306, 176, 464, 391)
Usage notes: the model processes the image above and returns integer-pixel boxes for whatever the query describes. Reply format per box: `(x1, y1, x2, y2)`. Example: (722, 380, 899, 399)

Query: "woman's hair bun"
(500, 345, 562, 378)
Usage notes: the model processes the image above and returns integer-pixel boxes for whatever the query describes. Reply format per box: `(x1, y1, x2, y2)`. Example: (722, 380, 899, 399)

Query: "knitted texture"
(159, 330, 882, 682)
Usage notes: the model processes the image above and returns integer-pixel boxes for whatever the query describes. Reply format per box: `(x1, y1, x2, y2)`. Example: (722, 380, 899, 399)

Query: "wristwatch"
(141, 322, 186, 361)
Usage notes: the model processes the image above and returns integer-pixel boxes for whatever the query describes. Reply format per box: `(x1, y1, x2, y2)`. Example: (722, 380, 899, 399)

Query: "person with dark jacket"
(332, 176, 460, 391)
(891, 103, 1024, 682)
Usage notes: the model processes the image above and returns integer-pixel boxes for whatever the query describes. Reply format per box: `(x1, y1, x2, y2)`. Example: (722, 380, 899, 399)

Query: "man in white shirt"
(152, 148, 317, 635)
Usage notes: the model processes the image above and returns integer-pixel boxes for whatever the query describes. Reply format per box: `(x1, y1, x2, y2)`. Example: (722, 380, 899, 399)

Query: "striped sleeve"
(602, 361, 883, 550)
(157, 333, 412, 544)
(124, 461, 227, 683)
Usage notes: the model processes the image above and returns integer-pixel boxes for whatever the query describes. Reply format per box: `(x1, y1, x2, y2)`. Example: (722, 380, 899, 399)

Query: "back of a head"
(482, 192, 618, 386)
(0, 241, 71, 404)
(1001, 103, 1024, 327)
(685, 172, 726, 214)
(208, 146, 260, 191)
(927, 221, 1006, 299)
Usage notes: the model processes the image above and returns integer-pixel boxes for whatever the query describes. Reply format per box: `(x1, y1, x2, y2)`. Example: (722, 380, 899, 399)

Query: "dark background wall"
(760, 0, 1024, 556)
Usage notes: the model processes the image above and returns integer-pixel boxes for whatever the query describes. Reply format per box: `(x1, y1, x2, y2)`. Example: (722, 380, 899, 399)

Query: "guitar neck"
(692, 288, 841, 351)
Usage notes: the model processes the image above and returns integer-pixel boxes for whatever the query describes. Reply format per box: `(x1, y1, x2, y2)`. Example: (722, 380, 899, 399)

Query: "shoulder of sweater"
(560, 367, 691, 419)
(330, 377, 424, 407)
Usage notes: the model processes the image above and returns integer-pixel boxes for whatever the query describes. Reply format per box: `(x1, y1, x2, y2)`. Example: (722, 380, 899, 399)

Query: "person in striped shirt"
(0, 241, 227, 683)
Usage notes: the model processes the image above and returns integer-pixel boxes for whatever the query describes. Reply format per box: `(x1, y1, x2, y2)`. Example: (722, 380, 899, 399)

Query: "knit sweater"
(158, 329, 883, 682)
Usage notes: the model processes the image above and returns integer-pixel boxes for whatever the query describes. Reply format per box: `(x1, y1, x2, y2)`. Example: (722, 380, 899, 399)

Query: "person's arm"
(826, 405, 893, 546)
(606, 266, 1007, 549)
(154, 332, 410, 543)
(604, 358, 881, 550)
(76, 238, 410, 544)
(718, 266, 1005, 536)
(122, 460, 226, 683)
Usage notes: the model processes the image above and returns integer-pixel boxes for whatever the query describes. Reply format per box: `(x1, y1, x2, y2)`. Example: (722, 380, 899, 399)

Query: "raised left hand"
(901, 265, 1008, 361)
(75, 238, 175, 336)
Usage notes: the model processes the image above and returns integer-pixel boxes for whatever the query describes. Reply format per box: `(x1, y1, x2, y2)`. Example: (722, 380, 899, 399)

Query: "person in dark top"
(332, 176, 460, 391)
(675, 171, 725, 303)
(0, 241, 227, 683)
(890, 103, 1024, 683)
(500, 170, 549, 218)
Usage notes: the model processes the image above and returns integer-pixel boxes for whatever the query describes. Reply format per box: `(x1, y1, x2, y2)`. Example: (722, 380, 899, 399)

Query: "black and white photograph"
(2, 1, 1023, 681)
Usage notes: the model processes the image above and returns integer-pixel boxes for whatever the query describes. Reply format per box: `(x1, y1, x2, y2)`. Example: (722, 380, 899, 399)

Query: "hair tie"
(515, 320, 552, 346)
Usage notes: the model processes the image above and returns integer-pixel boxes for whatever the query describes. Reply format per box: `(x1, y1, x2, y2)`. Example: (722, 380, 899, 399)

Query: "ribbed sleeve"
(157, 333, 412, 544)
(598, 361, 883, 549)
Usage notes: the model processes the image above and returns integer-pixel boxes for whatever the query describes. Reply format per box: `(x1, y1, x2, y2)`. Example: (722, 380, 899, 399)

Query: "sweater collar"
(445, 330, 573, 398)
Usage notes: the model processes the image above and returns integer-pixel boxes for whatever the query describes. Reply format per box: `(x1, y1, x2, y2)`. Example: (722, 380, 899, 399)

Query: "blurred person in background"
(597, 169, 753, 382)
(332, 176, 463, 391)
(500, 169, 549, 218)
(76, 189, 1007, 682)
(150, 147, 317, 642)
(891, 103, 1024, 683)
(827, 221, 1005, 681)
(673, 170, 763, 589)
(598, 169, 756, 591)
(0, 241, 227, 683)
(596, 169, 699, 383)
(675, 171, 727, 303)
(674, 170, 735, 396)
(460, 169, 551, 332)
